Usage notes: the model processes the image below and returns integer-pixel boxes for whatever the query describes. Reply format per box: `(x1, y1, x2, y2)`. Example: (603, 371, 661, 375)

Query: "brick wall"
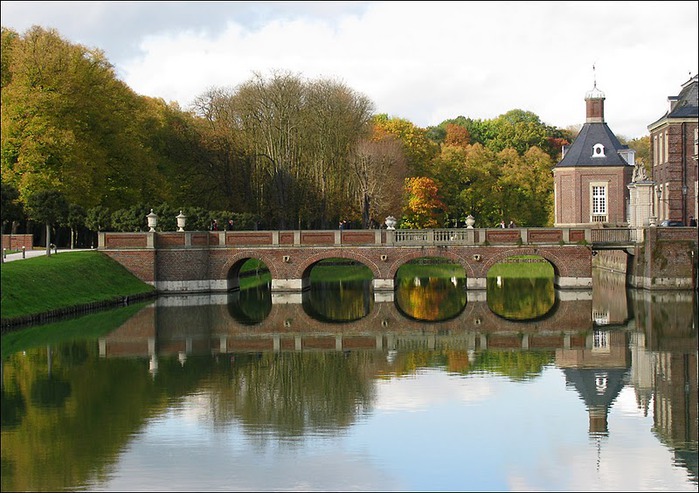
(1, 234, 33, 250)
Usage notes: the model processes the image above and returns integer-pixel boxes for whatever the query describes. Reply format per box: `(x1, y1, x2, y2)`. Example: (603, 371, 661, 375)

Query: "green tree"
(25, 189, 68, 255)
(1, 181, 24, 234)
(1, 26, 170, 210)
(66, 204, 86, 249)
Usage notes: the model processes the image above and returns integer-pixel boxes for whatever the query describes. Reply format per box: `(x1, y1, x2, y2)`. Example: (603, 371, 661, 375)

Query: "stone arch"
(296, 250, 382, 280)
(480, 247, 563, 278)
(219, 251, 281, 290)
(385, 249, 476, 279)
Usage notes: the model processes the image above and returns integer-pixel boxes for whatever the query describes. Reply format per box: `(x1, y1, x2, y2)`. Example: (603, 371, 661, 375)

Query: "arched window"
(592, 143, 605, 157)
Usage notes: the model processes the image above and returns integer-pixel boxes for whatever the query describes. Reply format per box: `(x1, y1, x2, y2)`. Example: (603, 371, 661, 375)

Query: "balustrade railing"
(589, 228, 637, 244)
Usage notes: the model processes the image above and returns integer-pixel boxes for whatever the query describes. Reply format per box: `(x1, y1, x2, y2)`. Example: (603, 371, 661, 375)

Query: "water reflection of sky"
(92, 367, 695, 492)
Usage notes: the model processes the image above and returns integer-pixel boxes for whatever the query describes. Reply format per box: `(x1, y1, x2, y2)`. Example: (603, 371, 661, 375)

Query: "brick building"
(553, 81, 635, 227)
(647, 75, 698, 226)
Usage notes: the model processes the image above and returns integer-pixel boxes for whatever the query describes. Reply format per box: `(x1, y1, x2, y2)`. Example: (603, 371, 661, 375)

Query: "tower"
(553, 73, 635, 227)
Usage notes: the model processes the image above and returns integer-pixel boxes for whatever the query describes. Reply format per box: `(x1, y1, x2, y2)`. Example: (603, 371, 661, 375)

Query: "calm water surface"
(1, 270, 697, 492)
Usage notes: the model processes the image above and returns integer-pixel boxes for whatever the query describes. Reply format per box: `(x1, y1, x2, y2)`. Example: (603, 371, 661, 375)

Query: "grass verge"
(1, 251, 155, 322)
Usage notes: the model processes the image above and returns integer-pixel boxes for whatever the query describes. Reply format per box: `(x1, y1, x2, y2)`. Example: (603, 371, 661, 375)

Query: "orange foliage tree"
(402, 176, 445, 228)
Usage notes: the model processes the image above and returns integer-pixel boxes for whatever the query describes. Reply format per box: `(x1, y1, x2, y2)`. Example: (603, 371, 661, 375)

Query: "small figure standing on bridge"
(508, 220, 516, 228)
(226, 219, 234, 231)
(210, 219, 219, 231)
(499, 220, 506, 228)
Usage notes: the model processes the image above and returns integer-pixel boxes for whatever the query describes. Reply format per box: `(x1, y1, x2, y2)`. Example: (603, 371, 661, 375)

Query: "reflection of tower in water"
(592, 268, 631, 327)
(557, 329, 631, 470)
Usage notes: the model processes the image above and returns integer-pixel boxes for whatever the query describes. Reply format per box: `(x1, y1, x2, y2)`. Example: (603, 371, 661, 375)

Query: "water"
(1, 272, 697, 492)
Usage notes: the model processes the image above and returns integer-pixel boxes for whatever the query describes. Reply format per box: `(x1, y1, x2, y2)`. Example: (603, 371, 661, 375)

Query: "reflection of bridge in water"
(100, 291, 611, 359)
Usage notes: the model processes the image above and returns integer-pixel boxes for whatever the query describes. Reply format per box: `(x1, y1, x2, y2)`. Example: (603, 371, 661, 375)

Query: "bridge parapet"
(100, 227, 596, 250)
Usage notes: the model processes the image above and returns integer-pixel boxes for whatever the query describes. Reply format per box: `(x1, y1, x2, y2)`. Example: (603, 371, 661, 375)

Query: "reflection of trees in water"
(227, 284, 272, 324)
(487, 277, 555, 320)
(209, 352, 377, 439)
(303, 280, 373, 322)
(395, 277, 467, 322)
(472, 351, 555, 381)
(378, 349, 554, 381)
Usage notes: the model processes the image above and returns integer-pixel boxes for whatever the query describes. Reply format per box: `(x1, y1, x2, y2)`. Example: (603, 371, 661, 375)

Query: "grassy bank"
(1, 251, 156, 322)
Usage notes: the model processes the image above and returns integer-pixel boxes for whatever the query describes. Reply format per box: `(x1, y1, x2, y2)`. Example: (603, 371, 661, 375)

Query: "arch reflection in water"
(394, 257, 468, 322)
(394, 276, 467, 322)
(487, 276, 556, 321)
(302, 280, 374, 323)
(227, 284, 272, 325)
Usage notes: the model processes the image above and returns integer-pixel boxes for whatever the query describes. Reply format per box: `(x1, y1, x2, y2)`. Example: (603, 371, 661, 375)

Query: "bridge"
(98, 226, 697, 293)
(99, 292, 604, 361)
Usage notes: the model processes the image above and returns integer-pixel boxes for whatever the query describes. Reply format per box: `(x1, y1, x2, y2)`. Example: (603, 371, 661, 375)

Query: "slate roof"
(648, 75, 699, 128)
(555, 121, 632, 167)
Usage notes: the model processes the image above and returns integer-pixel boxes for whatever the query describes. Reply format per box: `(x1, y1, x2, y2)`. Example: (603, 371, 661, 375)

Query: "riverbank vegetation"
(0, 251, 155, 322)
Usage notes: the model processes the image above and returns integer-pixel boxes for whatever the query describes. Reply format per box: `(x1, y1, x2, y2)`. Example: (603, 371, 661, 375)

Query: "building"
(553, 81, 635, 227)
(647, 75, 698, 226)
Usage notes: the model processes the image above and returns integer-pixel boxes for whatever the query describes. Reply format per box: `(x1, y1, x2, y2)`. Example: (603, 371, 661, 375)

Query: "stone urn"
(465, 215, 475, 229)
(385, 216, 397, 230)
(146, 209, 158, 232)
(176, 210, 187, 232)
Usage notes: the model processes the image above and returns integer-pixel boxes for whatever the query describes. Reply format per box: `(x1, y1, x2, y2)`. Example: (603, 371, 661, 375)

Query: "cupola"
(585, 82, 605, 123)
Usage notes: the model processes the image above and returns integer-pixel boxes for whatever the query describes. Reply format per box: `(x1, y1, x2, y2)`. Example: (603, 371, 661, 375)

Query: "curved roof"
(556, 122, 632, 167)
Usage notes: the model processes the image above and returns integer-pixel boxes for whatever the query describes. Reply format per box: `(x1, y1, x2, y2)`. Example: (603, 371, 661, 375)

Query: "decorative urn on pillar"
(384, 216, 397, 230)
(146, 209, 158, 232)
(465, 215, 475, 228)
(176, 210, 187, 232)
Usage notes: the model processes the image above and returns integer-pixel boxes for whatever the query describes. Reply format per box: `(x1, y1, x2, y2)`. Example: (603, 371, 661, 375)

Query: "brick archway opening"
(223, 255, 276, 292)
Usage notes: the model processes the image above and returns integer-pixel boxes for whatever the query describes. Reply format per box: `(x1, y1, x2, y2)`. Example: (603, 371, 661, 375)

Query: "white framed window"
(664, 131, 669, 163)
(591, 184, 607, 222)
(592, 143, 606, 157)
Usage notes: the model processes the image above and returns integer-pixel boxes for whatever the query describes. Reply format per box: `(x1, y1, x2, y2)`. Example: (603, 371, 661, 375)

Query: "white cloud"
(2, 1, 698, 138)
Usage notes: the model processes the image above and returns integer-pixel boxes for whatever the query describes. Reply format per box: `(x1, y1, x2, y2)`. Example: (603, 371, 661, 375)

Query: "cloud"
(2, 1, 698, 138)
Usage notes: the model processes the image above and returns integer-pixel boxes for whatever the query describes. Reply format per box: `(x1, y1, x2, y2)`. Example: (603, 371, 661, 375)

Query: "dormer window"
(592, 143, 605, 157)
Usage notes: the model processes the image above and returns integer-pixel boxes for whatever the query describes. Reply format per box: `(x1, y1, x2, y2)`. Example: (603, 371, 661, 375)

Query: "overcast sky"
(2, 1, 697, 139)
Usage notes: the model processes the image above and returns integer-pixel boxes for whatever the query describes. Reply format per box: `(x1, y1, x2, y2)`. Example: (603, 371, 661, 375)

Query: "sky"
(1, 1, 698, 140)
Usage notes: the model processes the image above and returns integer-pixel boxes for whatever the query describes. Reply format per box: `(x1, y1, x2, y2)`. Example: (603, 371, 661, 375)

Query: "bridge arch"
(480, 247, 565, 278)
(296, 250, 382, 285)
(219, 252, 281, 291)
(385, 249, 476, 280)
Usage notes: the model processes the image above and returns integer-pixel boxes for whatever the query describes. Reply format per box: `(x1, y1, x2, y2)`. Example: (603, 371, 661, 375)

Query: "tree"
(402, 177, 445, 229)
(1, 26, 171, 211)
(443, 123, 470, 149)
(25, 189, 68, 255)
(1, 181, 24, 234)
(372, 114, 438, 175)
(66, 204, 86, 249)
(349, 135, 408, 228)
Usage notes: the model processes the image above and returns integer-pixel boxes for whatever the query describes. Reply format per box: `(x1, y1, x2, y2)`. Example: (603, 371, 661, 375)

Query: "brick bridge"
(98, 226, 697, 293)
(100, 292, 603, 360)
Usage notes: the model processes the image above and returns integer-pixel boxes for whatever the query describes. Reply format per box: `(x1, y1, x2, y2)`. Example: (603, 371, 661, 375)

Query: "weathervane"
(592, 62, 597, 87)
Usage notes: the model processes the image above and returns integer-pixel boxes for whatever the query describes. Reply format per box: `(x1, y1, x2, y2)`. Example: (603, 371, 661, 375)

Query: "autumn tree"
(372, 114, 439, 175)
(349, 134, 408, 228)
(443, 123, 470, 148)
(402, 176, 445, 229)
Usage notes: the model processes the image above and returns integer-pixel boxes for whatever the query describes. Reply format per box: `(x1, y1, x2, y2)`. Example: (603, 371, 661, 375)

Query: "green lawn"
(1, 251, 155, 321)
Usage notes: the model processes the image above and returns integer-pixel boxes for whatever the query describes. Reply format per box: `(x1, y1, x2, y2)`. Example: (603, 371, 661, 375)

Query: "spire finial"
(592, 62, 597, 87)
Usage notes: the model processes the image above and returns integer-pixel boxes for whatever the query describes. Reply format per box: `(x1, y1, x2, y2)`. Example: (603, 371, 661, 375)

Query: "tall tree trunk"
(45, 223, 51, 256)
